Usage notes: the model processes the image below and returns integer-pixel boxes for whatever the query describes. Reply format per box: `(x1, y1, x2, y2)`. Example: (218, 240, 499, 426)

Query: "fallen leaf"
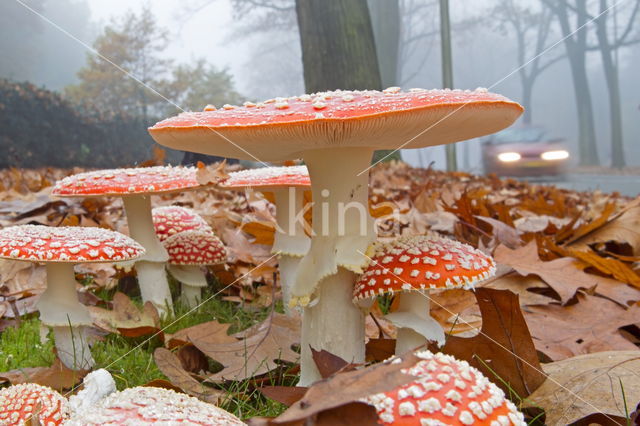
(311, 349, 349, 379)
(195, 160, 229, 185)
(88, 292, 160, 334)
(260, 386, 308, 407)
(166, 319, 235, 349)
(495, 242, 640, 305)
(525, 293, 640, 361)
(476, 215, 522, 249)
(193, 313, 300, 382)
(527, 351, 640, 425)
(0, 356, 88, 390)
(443, 288, 546, 398)
(271, 351, 421, 424)
(569, 199, 640, 254)
(153, 348, 222, 404)
(487, 274, 557, 307)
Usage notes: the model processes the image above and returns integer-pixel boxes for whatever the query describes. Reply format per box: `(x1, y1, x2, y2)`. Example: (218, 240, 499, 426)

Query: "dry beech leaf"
(524, 293, 640, 361)
(486, 273, 557, 307)
(192, 313, 300, 382)
(527, 350, 640, 425)
(311, 349, 350, 379)
(0, 356, 88, 390)
(443, 288, 546, 398)
(241, 220, 276, 246)
(153, 348, 223, 404)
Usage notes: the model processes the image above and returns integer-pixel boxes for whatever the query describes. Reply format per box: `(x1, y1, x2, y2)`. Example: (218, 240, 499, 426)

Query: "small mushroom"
(163, 231, 227, 307)
(362, 350, 526, 425)
(354, 234, 495, 355)
(152, 205, 212, 241)
(0, 225, 144, 369)
(0, 383, 70, 425)
(65, 386, 244, 425)
(53, 166, 208, 316)
(220, 165, 311, 312)
(149, 88, 523, 384)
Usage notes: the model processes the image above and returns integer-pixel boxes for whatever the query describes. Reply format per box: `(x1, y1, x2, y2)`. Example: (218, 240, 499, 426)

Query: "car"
(481, 126, 570, 177)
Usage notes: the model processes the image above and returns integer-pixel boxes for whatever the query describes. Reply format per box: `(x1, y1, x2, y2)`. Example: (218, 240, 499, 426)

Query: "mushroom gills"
(168, 264, 208, 308)
(385, 290, 445, 355)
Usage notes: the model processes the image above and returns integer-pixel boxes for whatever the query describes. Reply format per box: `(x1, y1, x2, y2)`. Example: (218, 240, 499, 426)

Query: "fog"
(1, 0, 639, 169)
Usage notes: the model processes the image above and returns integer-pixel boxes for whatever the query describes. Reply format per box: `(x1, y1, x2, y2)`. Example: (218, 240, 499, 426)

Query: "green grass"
(0, 287, 288, 420)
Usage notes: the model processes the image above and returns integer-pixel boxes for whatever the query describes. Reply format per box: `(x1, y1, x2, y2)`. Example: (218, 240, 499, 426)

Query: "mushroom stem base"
(53, 325, 94, 370)
(298, 268, 365, 386)
(136, 261, 173, 317)
(180, 283, 202, 308)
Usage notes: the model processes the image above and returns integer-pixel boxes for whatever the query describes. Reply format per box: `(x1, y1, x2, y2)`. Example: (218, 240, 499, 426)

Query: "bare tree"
(542, 0, 600, 166)
(493, 0, 564, 124)
(585, 0, 640, 167)
(368, 0, 401, 87)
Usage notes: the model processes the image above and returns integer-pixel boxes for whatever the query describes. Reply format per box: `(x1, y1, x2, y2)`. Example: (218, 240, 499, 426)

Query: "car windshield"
(493, 127, 546, 144)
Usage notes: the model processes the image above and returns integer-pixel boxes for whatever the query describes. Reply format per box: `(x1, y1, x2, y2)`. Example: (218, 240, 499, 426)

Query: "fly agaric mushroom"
(363, 350, 526, 425)
(162, 230, 227, 307)
(68, 369, 117, 413)
(52, 166, 206, 316)
(149, 88, 523, 384)
(220, 165, 311, 312)
(152, 205, 212, 242)
(0, 225, 144, 369)
(65, 386, 243, 425)
(354, 234, 495, 355)
(0, 383, 70, 425)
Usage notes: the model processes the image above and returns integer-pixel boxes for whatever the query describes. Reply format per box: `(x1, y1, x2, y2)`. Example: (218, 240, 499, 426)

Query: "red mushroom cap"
(163, 231, 226, 266)
(0, 383, 70, 425)
(65, 386, 243, 425)
(220, 165, 310, 190)
(152, 206, 212, 242)
(363, 350, 525, 425)
(52, 166, 202, 197)
(149, 88, 523, 161)
(354, 234, 495, 300)
(0, 225, 145, 263)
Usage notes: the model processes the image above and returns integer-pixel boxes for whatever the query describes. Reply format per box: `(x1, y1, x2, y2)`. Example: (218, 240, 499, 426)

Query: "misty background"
(0, 0, 638, 171)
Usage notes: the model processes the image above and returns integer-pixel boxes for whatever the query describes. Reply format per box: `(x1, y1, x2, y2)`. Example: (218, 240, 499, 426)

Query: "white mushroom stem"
(122, 195, 173, 316)
(168, 264, 208, 308)
(294, 148, 376, 386)
(385, 290, 445, 355)
(37, 263, 94, 370)
(271, 187, 310, 314)
(298, 268, 365, 386)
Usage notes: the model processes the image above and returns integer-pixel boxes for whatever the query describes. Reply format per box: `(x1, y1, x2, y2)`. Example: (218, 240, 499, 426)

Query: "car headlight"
(497, 152, 521, 162)
(541, 150, 569, 161)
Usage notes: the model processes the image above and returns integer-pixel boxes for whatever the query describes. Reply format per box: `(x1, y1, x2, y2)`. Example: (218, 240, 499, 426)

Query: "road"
(518, 174, 640, 198)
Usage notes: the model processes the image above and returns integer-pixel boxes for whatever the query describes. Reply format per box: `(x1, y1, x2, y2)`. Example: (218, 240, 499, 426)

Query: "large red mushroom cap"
(0, 225, 145, 263)
(163, 230, 227, 266)
(0, 383, 70, 425)
(220, 165, 310, 190)
(66, 386, 243, 425)
(354, 234, 495, 301)
(52, 166, 202, 197)
(363, 350, 526, 425)
(149, 88, 523, 161)
(152, 206, 212, 242)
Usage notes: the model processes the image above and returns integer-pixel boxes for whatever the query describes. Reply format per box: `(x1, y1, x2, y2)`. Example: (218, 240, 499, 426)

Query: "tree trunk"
(296, 0, 400, 163)
(596, 0, 625, 168)
(367, 0, 401, 88)
(521, 79, 533, 125)
(296, 0, 382, 92)
(551, 0, 599, 166)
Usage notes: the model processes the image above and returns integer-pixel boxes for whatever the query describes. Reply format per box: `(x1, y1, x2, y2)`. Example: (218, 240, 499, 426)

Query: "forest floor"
(1, 161, 640, 424)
